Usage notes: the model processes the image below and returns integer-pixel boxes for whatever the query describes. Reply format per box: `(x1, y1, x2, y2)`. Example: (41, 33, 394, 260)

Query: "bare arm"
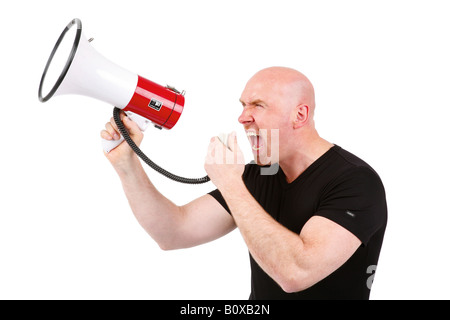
(101, 112, 236, 250)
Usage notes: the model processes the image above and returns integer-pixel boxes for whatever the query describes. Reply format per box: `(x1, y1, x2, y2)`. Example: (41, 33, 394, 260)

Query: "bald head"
(245, 67, 316, 116)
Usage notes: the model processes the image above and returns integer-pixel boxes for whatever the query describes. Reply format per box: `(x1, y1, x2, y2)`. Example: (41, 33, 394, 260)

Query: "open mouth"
(247, 131, 264, 151)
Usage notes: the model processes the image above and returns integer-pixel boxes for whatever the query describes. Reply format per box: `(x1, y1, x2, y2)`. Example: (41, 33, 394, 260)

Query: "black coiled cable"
(113, 107, 211, 184)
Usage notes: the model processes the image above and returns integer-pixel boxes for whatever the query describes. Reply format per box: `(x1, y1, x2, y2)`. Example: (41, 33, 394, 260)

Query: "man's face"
(238, 78, 286, 166)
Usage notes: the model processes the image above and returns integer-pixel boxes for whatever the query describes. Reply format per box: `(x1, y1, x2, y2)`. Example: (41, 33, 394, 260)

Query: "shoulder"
(327, 146, 385, 192)
(316, 147, 387, 245)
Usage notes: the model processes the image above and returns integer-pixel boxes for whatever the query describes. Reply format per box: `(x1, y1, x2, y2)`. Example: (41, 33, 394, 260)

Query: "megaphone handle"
(101, 111, 150, 153)
(102, 135, 125, 153)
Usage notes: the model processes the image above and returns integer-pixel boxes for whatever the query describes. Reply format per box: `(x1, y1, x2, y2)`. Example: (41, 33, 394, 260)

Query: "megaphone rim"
(38, 18, 82, 102)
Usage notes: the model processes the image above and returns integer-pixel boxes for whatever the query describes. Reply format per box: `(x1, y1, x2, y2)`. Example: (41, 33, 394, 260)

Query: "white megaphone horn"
(38, 18, 185, 153)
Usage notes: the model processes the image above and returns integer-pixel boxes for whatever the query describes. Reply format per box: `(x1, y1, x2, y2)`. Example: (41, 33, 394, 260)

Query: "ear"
(292, 104, 310, 129)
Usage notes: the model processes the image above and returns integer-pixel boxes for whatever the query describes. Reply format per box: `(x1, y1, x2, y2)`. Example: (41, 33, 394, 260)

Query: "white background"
(1, 0, 449, 300)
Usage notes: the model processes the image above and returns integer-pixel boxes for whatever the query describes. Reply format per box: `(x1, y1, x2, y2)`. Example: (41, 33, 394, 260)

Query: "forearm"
(220, 180, 306, 292)
(114, 157, 183, 249)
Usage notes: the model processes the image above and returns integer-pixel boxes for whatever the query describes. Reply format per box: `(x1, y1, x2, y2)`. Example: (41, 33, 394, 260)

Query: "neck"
(279, 128, 334, 183)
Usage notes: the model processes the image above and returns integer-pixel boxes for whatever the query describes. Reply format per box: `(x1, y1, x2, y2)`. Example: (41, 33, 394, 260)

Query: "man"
(101, 67, 387, 299)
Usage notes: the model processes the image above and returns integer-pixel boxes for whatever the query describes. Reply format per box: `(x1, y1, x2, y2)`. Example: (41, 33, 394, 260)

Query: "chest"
(247, 176, 325, 234)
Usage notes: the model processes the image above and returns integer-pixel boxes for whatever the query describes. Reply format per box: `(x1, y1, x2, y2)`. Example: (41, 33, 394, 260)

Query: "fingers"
(205, 137, 219, 165)
(204, 133, 245, 181)
(122, 114, 141, 136)
(100, 129, 114, 141)
(101, 111, 145, 149)
(100, 113, 124, 141)
(206, 136, 235, 165)
(117, 111, 141, 136)
(224, 132, 244, 165)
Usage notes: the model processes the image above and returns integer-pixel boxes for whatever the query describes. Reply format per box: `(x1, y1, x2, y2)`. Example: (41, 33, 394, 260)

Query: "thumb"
(119, 112, 144, 146)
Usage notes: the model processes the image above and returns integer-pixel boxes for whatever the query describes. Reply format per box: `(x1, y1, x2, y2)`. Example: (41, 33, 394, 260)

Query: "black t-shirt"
(209, 145, 387, 300)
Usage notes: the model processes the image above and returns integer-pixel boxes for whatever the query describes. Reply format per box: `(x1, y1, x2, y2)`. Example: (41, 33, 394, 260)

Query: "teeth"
(247, 131, 262, 151)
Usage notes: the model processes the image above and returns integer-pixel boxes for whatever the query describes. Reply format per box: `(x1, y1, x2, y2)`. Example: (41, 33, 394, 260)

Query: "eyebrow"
(239, 99, 266, 106)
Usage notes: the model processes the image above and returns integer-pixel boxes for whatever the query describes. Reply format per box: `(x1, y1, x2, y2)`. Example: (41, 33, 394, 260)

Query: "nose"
(238, 107, 254, 125)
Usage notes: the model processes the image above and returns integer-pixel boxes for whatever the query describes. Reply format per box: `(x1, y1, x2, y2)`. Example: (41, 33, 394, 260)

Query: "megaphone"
(38, 18, 185, 153)
(39, 18, 210, 184)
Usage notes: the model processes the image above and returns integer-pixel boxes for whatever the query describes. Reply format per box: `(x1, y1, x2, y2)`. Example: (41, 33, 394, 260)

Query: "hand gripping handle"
(101, 111, 151, 153)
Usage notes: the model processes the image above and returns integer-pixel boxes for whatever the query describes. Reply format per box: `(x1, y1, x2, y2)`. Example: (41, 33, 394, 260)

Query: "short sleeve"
(208, 189, 231, 214)
(314, 167, 387, 246)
